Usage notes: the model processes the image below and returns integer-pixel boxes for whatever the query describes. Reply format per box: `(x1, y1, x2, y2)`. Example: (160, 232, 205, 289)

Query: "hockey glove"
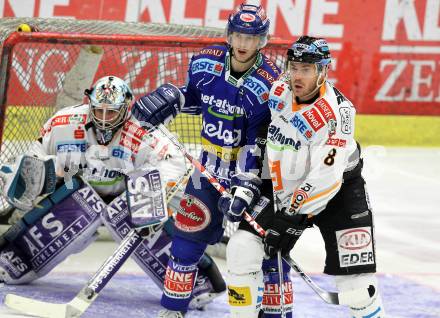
(0, 155, 56, 211)
(132, 83, 184, 127)
(218, 173, 262, 222)
(263, 211, 309, 258)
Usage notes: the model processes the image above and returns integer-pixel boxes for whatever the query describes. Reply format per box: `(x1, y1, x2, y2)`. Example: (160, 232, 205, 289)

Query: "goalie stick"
(4, 170, 191, 318)
(4, 228, 144, 318)
(155, 124, 372, 306)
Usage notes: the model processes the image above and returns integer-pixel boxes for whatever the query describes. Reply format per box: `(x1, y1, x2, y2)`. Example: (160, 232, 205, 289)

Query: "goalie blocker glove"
(218, 173, 262, 222)
(263, 211, 310, 258)
(132, 83, 184, 128)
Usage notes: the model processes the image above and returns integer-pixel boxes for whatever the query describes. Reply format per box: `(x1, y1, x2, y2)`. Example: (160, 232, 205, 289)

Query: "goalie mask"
(85, 76, 133, 145)
(226, 3, 270, 49)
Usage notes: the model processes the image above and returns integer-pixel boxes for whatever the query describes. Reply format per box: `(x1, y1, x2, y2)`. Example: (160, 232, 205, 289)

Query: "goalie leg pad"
(103, 193, 223, 310)
(334, 273, 385, 317)
(262, 258, 293, 317)
(103, 192, 172, 287)
(227, 229, 265, 318)
(0, 178, 104, 284)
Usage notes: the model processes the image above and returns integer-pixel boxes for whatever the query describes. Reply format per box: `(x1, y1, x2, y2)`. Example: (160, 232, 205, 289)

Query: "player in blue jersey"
(132, 4, 287, 317)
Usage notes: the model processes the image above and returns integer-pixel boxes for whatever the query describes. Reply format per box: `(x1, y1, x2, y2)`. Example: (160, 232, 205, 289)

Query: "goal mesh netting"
(0, 17, 289, 238)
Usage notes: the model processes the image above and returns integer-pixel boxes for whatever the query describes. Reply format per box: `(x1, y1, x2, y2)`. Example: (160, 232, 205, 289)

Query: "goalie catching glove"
(0, 155, 56, 210)
(132, 83, 184, 127)
(263, 210, 310, 258)
(218, 173, 262, 222)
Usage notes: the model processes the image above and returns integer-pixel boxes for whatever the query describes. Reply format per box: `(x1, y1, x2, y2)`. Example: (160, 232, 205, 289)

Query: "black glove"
(132, 83, 183, 127)
(263, 211, 309, 258)
(218, 174, 261, 222)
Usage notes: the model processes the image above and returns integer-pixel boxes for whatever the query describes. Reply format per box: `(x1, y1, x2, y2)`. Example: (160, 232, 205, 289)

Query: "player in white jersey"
(260, 36, 385, 317)
(0, 76, 225, 310)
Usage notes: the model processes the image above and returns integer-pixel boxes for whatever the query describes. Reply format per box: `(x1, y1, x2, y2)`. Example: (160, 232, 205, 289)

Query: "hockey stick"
(155, 124, 372, 306)
(5, 228, 144, 318)
(165, 166, 193, 203)
(273, 193, 286, 317)
(4, 171, 192, 318)
(277, 250, 286, 317)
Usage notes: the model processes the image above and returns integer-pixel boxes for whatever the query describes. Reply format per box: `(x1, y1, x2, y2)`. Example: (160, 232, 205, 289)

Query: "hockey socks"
(161, 236, 207, 312)
(262, 258, 293, 318)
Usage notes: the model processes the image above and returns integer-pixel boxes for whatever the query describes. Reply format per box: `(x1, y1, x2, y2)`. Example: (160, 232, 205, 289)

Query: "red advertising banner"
(1, 0, 440, 115)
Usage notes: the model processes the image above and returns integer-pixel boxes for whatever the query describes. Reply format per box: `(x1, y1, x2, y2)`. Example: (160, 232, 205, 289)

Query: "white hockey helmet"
(85, 76, 133, 132)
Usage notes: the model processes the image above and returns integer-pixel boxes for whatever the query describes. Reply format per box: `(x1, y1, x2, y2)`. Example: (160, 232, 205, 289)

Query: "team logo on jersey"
(74, 129, 84, 139)
(268, 125, 301, 151)
(288, 183, 314, 214)
(243, 76, 270, 103)
(111, 147, 131, 160)
(199, 48, 224, 57)
(202, 120, 242, 146)
(69, 114, 86, 124)
(336, 227, 374, 268)
(119, 132, 140, 154)
(268, 97, 285, 112)
(56, 142, 86, 152)
(202, 93, 244, 120)
(123, 120, 147, 140)
(290, 114, 314, 140)
(314, 98, 336, 123)
(339, 107, 352, 134)
(302, 108, 325, 132)
(256, 68, 275, 84)
(326, 138, 347, 148)
(192, 58, 224, 76)
(175, 194, 211, 232)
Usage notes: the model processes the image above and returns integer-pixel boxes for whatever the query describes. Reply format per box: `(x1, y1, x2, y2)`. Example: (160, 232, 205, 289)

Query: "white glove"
(0, 155, 56, 210)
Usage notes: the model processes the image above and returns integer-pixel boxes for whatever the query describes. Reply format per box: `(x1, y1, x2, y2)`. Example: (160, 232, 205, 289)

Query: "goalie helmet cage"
(0, 17, 289, 237)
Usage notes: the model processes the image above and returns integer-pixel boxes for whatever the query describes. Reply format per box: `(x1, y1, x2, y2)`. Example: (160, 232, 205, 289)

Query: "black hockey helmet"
(287, 36, 331, 66)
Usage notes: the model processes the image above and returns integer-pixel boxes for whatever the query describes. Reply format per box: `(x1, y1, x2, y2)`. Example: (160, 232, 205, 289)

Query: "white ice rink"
(1, 147, 439, 317)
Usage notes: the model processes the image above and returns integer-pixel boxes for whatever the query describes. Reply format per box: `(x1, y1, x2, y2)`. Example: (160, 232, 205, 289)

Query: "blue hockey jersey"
(181, 45, 281, 187)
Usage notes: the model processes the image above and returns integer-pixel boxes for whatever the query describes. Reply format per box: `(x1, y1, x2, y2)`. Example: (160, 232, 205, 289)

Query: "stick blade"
(4, 293, 67, 318)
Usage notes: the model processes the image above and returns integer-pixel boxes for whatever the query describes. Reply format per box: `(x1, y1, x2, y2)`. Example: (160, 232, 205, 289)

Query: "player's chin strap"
(154, 123, 373, 306)
(4, 171, 191, 318)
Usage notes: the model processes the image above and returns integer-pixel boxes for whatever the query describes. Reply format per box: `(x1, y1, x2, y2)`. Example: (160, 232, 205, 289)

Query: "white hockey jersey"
(266, 80, 360, 216)
(28, 104, 186, 197)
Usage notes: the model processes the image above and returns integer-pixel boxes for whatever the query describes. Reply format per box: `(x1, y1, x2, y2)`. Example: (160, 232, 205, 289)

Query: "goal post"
(0, 17, 290, 238)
